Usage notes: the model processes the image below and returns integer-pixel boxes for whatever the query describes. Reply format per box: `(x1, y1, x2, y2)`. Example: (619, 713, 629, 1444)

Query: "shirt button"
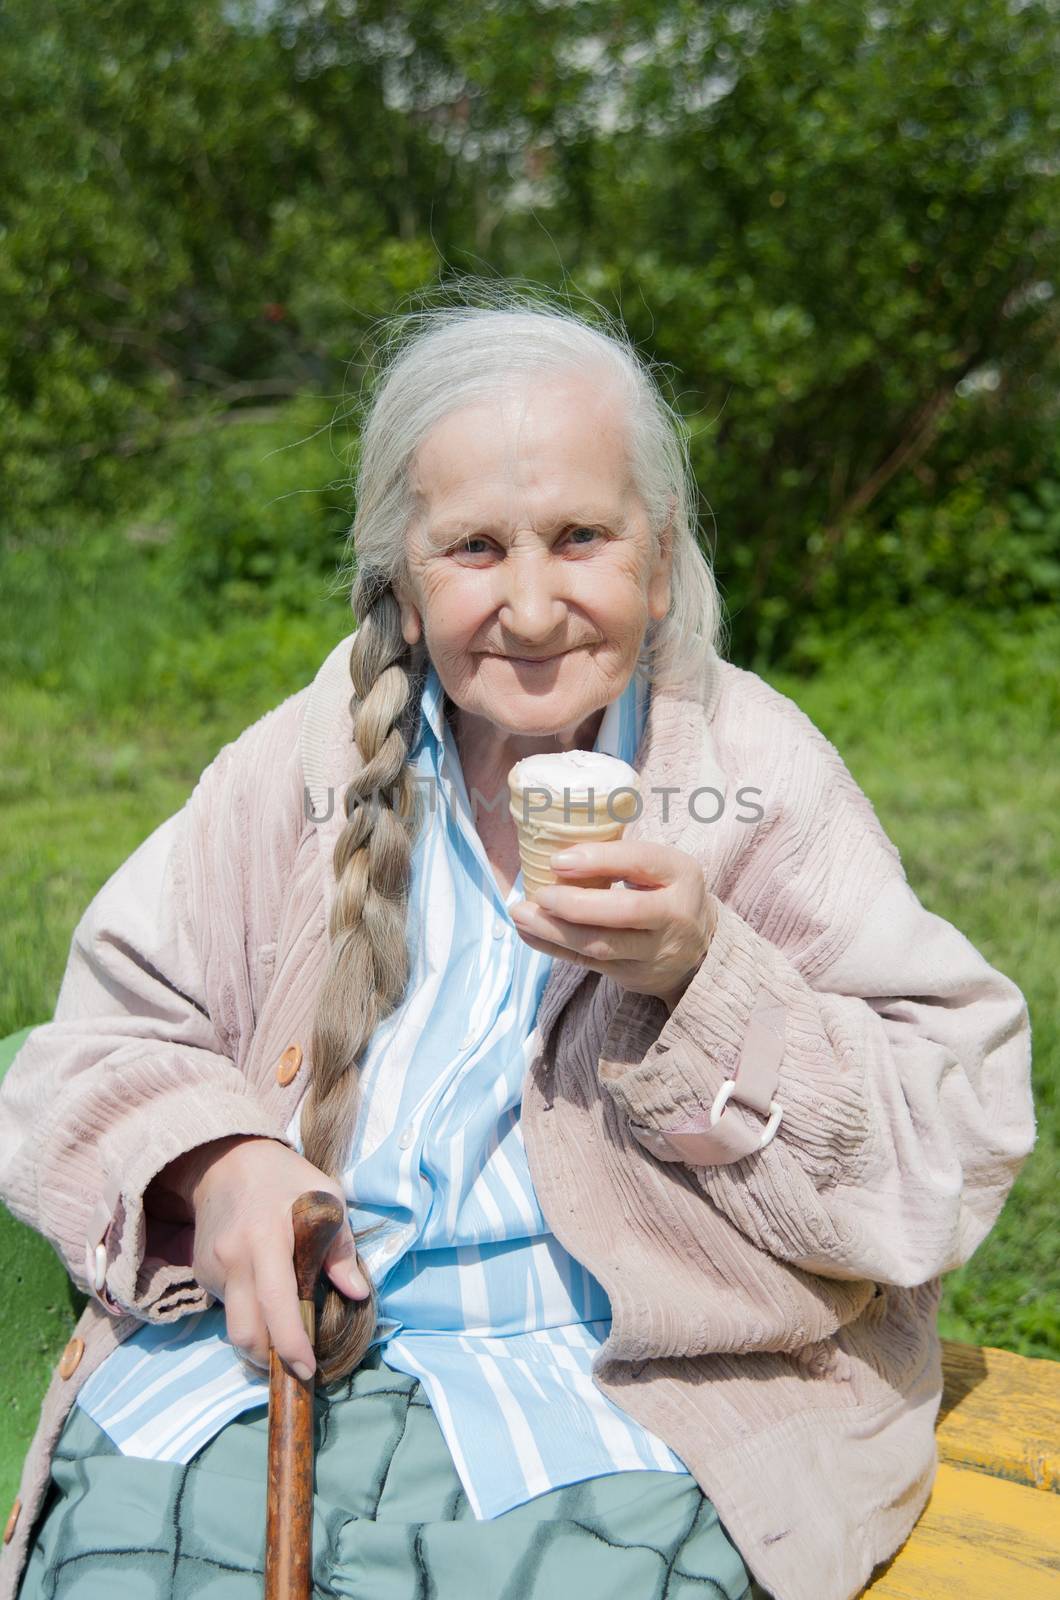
(460, 1033, 474, 1049)
(398, 1125, 415, 1149)
(276, 1043, 303, 1086)
(492, 923, 505, 940)
(3, 1497, 20, 1545)
(59, 1337, 85, 1380)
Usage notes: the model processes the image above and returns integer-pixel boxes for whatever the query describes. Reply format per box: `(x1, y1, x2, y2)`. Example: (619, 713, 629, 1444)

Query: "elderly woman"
(0, 295, 1034, 1600)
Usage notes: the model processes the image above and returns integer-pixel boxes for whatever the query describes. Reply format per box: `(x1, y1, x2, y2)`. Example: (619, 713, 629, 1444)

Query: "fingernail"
(293, 1360, 315, 1382)
(551, 848, 586, 867)
(336, 1263, 368, 1298)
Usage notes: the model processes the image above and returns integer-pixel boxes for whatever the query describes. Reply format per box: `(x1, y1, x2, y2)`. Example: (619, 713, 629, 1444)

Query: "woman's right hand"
(146, 1135, 370, 1381)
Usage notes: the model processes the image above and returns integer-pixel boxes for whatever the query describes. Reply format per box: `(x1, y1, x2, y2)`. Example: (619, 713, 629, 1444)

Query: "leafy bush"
(144, 398, 354, 617)
(2, 0, 1057, 670)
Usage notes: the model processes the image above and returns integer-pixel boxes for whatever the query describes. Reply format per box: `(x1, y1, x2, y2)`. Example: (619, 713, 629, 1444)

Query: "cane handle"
(291, 1190, 346, 1308)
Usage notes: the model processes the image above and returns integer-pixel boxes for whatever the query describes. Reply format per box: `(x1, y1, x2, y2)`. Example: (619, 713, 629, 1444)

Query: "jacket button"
(3, 1498, 20, 1545)
(58, 1337, 85, 1380)
(276, 1044, 303, 1086)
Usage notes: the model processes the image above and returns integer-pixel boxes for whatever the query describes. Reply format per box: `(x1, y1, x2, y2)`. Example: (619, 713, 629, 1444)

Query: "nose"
(497, 543, 567, 643)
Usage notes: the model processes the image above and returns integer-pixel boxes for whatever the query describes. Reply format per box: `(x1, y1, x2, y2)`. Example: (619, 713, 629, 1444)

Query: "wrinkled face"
(393, 369, 672, 749)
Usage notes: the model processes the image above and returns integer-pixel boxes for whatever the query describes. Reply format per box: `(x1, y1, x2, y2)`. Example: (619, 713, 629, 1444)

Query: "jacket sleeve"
(598, 746, 1036, 1289)
(0, 724, 301, 1325)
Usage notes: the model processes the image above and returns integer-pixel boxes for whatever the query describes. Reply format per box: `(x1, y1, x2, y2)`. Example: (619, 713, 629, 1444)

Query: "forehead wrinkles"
(406, 375, 640, 557)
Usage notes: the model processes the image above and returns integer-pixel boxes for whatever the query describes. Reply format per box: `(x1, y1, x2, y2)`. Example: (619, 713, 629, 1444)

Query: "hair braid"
(300, 573, 424, 1384)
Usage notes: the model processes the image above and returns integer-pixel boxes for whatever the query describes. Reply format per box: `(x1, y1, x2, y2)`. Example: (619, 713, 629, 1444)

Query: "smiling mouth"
(494, 649, 575, 664)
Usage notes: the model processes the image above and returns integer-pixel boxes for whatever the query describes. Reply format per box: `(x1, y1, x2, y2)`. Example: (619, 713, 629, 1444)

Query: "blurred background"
(1, 0, 1057, 1498)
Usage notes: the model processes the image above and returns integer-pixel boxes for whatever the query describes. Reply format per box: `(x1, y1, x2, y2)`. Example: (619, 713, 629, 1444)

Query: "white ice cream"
(508, 749, 639, 801)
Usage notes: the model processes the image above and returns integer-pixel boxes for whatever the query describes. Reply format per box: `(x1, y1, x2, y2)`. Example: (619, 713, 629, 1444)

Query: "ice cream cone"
(507, 750, 641, 901)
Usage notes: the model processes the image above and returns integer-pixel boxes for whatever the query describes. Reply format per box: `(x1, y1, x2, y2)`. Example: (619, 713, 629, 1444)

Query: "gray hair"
(338, 281, 723, 687)
(303, 281, 725, 1385)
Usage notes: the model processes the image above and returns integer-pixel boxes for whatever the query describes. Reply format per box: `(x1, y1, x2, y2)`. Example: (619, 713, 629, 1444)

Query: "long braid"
(300, 571, 424, 1384)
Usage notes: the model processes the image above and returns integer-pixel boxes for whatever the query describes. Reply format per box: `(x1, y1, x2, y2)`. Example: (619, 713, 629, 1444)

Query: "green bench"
(0, 1027, 90, 1513)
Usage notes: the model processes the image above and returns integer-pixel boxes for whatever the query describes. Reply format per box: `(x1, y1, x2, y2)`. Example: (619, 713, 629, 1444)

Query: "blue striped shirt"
(77, 662, 690, 1516)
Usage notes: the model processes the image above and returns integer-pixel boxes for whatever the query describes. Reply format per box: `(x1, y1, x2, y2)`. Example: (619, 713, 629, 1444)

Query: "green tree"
(2, 0, 1057, 663)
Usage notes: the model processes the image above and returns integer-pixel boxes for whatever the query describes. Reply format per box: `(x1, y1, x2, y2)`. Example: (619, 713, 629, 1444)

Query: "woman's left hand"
(509, 841, 718, 1011)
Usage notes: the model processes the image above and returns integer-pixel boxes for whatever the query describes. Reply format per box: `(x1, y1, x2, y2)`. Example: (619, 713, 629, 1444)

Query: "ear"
(647, 497, 675, 623)
(392, 572, 423, 647)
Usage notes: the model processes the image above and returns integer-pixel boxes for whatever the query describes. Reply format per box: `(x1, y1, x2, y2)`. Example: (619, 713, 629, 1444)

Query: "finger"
(526, 882, 665, 929)
(513, 929, 606, 968)
(512, 925, 644, 981)
(513, 903, 651, 964)
(252, 1239, 317, 1381)
(223, 1267, 271, 1374)
(548, 840, 684, 887)
(323, 1225, 372, 1300)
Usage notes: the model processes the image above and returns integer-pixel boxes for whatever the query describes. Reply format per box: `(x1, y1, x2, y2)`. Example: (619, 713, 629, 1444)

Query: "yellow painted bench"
(862, 1340, 1060, 1597)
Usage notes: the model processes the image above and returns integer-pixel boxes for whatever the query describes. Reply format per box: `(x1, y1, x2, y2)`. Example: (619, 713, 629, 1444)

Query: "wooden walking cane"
(264, 1189, 345, 1600)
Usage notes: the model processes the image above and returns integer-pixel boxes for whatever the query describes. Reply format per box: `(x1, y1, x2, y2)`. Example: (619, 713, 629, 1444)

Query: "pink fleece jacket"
(0, 633, 1035, 1600)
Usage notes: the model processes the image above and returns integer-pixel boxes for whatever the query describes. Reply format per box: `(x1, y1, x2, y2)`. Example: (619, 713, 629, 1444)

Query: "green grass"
(767, 607, 1058, 1359)
(0, 577, 1055, 1510)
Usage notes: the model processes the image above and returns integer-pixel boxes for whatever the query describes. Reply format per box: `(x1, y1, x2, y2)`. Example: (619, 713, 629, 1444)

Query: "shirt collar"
(417, 660, 449, 752)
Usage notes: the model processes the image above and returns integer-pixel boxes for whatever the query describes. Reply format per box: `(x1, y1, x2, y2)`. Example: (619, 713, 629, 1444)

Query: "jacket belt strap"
(631, 998, 786, 1167)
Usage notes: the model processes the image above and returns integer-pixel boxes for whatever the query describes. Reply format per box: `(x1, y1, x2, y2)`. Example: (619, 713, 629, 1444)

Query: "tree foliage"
(2, 0, 1057, 662)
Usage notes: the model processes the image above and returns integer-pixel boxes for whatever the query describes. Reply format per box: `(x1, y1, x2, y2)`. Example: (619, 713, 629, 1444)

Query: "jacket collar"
(300, 632, 726, 1042)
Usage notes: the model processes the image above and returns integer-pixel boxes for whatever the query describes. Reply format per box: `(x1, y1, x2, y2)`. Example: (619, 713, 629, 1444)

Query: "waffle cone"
(507, 780, 639, 900)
